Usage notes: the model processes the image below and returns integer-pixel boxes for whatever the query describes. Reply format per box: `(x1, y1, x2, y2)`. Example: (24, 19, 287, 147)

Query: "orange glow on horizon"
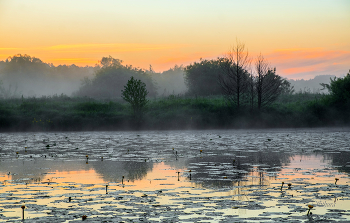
(265, 48, 350, 78)
(1, 45, 349, 77)
(282, 66, 322, 75)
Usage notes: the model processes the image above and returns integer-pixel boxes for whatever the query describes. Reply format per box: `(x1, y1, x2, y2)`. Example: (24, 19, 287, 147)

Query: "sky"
(0, 0, 349, 79)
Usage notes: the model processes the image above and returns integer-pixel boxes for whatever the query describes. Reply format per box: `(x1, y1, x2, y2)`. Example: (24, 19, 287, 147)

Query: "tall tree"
(75, 56, 156, 99)
(184, 58, 224, 96)
(321, 70, 350, 110)
(255, 54, 269, 110)
(218, 40, 251, 108)
(254, 54, 286, 109)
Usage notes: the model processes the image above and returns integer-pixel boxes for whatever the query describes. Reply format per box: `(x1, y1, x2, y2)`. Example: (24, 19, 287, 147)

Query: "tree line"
(184, 41, 293, 110)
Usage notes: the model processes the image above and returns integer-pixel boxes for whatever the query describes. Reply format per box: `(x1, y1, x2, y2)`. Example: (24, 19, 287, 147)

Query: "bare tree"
(255, 54, 269, 110)
(218, 40, 251, 108)
(254, 54, 283, 109)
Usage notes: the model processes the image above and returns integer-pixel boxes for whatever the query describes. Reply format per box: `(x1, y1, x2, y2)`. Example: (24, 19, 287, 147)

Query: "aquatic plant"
(335, 178, 339, 184)
(82, 215, 87, 220)
(280, 182, 284, 191)
(307, 205, 314, 215)
(106, 185, 108, 194)
(21, 205, 25, 220)
(122, 176, 124, 184)
(288, 183, 292, 189)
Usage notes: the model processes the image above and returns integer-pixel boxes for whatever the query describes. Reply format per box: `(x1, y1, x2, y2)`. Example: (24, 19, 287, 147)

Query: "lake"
(1, 128, 350, 222)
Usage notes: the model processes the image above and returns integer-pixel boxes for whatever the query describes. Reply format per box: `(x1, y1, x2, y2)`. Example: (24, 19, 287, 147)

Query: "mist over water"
(0, 54, 335, 99)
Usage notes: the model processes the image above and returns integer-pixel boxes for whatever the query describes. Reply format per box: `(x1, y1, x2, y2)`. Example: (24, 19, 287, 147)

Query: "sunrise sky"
(0, 0, 349, 79)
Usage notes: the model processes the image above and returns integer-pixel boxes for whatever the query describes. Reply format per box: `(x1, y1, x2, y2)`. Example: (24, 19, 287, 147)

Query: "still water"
(0, 128, 350, 222)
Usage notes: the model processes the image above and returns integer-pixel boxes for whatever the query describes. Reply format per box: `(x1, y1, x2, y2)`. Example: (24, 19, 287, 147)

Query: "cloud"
(265, 48, 350, 79)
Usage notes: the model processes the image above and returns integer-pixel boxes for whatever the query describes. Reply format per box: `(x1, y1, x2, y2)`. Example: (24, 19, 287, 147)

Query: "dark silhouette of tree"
(98, 56, 123, 68)
(321, 70, 350, 110)
(122, 76, 149, 120)
(280, 78, 295, 95)
(218, 41, 251, 108)
(254, 54, 286, 109)
(255, 54, 269, 109)
(256, 68, 284, 109)
(184, 58, 224, 96)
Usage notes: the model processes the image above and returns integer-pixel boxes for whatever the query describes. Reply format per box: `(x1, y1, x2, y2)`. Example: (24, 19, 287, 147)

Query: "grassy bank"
(0, 93, 348, 132)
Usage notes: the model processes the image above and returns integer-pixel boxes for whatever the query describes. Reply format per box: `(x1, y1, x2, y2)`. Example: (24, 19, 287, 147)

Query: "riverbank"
(0, 93, 348, 131)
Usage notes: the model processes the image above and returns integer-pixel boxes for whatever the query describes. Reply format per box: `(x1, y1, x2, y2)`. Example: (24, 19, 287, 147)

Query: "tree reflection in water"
(91, 160, 153, 182)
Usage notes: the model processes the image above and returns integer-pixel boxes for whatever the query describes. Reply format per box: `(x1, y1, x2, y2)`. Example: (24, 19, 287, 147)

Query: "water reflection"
(91, 160, 153, 182)
(2, 150, 349, 189)
(325, 151, 350, 174)
(182, 150, 292, 187)
(0, 159, 155, 185)
(0, 129, 350, 222)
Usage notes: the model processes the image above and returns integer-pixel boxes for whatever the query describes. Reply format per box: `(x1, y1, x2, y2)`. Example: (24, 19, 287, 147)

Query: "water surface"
(0, 128, 350, 222)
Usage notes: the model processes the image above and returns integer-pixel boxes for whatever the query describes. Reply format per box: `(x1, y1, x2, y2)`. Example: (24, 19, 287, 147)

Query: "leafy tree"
(75, 56, 156, 99)
(184, 58, 224, 96)
(98, 56, 123, 68)
(280, 78, 295, 95)
(121, 76, 149, 119)
(321, 70, 350, 110)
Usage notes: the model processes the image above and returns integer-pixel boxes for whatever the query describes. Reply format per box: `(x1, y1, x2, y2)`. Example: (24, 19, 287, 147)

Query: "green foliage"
(121, 76, 149, 119)
(328, 71, 350, 109)
(280, 78, 295, 95)
(0, 90, 350, 131)
(184, 58, 224, 96)
(75, 56, 156, 99)
(0, 71, 350, 132)
(98, 56, 123, 68)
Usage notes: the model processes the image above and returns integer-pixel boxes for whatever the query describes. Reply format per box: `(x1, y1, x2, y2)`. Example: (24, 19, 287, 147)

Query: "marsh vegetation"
(0, 50, 349, 131)
(1, 129, 350, 221)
